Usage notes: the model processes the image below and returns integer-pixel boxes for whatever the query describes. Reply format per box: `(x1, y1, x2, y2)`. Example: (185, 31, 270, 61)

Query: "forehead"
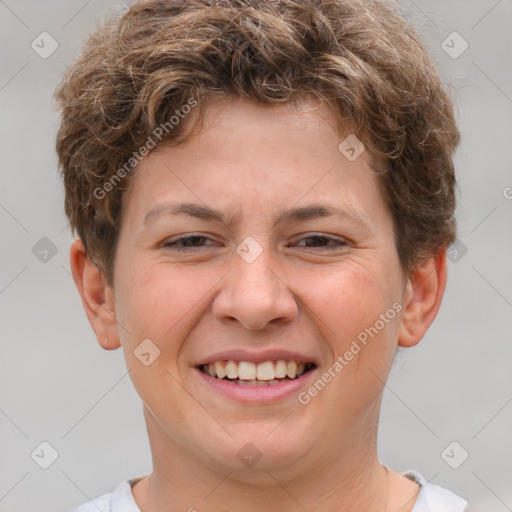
(121, 96, 388, 230)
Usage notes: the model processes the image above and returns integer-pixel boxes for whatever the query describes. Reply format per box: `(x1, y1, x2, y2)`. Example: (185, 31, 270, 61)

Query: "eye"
(293, 234, 348, 250)
(163, 235, 218, 250)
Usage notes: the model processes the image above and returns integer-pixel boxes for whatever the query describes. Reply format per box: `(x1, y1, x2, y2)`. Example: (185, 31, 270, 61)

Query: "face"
(108, 97, 410, 476)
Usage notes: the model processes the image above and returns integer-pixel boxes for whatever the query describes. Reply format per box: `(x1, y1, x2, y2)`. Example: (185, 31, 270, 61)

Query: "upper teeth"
(202, 360, 312, 380)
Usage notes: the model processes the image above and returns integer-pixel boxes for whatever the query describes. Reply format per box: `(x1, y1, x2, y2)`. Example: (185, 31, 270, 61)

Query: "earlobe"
(397, 248, 448, 348)
(69, 238, 121, 350)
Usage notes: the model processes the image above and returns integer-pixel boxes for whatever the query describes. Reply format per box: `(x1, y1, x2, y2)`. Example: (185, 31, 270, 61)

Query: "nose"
(212, 241, 299, 331)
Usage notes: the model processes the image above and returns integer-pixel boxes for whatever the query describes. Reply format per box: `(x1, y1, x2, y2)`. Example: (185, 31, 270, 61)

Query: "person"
(55, 0, 469, 510)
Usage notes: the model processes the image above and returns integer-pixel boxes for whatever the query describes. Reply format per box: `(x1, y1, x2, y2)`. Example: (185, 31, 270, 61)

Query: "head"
(56, 0, 459, 478)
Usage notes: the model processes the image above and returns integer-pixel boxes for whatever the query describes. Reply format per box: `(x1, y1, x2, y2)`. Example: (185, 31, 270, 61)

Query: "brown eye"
(164, 235, 217, 249)
(295, 234, 348, 250)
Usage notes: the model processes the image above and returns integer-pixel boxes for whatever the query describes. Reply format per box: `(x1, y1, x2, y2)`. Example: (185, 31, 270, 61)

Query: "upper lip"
(194, 349, 318, 367)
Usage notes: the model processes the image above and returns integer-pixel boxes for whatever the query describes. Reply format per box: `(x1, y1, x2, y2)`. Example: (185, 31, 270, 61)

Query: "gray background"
(0, 1, 511, 511)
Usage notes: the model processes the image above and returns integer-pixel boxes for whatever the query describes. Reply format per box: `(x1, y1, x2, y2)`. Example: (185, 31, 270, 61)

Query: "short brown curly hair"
(55, 0, 460, 286)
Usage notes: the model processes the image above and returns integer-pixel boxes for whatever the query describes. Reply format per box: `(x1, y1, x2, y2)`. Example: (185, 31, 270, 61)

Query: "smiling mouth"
(198, 360, 316, 386)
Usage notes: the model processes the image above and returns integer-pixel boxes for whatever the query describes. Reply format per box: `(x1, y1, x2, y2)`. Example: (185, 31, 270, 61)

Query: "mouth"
(197, 360, 317, 387)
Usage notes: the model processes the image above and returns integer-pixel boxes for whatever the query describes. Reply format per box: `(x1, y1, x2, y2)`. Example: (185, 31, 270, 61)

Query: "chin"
(198, 420, 315, 475)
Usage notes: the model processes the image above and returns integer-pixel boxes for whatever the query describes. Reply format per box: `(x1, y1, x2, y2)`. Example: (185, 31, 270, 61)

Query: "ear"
(397, 248, 448, 348)
(69, 238, 120, 350)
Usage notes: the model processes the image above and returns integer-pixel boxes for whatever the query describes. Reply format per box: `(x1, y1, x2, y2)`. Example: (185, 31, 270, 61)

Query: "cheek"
(306, 263, 392, 349)
(112, 261, 201, 409)
(295, 267, 397, 423)
(114, 258, 219, 348)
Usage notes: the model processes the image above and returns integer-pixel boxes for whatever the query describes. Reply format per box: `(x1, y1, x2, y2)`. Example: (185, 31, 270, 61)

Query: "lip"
(194, 349, 318, 366)
(194, 365, 318, 403)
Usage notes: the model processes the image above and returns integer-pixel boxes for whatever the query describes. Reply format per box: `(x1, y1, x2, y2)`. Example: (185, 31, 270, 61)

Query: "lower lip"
(195, 367, 317, 403)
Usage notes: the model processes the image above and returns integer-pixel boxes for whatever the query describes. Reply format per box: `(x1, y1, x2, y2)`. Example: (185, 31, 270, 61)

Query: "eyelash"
(163, 234, 348, 251)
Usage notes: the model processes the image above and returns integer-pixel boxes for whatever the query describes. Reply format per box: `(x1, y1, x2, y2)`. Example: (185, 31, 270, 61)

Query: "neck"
(133, 409, 391, 512)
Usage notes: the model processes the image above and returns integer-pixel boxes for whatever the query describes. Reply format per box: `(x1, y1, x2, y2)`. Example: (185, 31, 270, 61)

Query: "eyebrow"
(142, 202, 371, 230)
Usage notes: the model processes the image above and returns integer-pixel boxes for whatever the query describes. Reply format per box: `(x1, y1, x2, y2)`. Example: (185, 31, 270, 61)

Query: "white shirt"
(71, 470, 468, 512)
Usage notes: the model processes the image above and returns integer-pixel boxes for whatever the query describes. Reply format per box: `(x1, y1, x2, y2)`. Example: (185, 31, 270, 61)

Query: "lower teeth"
(233, 378, 293, 386)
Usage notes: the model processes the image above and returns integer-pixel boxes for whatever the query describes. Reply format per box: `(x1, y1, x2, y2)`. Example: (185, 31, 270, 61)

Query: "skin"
(70, 96, 448, 512)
